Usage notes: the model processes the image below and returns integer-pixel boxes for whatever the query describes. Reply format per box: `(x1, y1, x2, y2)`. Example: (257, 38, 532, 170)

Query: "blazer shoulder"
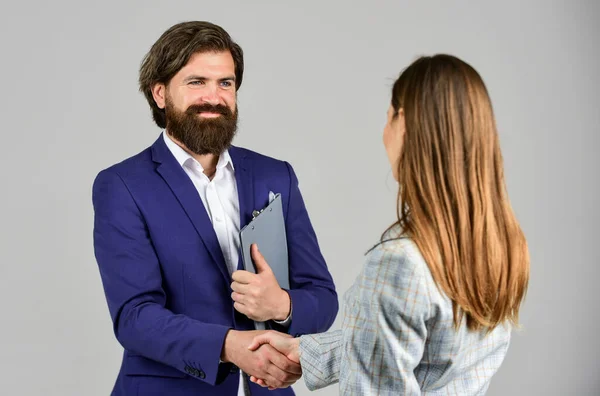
(231, 145, 288, 166)
(365, 234, 434, 295)
(94, 146, 154, 181)
(231, 145, 293, 180)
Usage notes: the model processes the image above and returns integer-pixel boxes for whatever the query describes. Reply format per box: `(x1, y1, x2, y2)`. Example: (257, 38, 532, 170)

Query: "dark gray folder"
(239, 193, 289, 330)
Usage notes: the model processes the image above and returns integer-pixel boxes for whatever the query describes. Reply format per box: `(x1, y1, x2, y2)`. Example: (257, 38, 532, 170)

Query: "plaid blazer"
(299, 226, 512, 395)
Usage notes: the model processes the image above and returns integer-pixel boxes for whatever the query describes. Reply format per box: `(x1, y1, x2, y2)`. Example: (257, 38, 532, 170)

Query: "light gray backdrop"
(1, 1, 598, 395)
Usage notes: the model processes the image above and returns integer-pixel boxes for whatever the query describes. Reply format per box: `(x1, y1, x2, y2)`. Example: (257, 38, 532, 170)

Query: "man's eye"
(220, 81, 232, 87)
(189, 80, 204, 85)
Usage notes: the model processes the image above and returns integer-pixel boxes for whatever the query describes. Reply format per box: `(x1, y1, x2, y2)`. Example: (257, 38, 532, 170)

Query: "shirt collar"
(162, 130, 234, 172)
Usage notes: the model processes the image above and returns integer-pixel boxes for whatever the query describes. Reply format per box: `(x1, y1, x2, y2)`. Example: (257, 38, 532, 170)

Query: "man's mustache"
(186, 104, 232, 116)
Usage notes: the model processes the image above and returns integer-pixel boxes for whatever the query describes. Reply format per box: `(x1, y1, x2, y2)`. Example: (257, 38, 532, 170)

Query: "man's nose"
(200, 85, 220, 106)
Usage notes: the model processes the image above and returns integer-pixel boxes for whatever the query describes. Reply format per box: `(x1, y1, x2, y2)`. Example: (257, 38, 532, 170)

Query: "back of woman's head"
(390, 54, 529, 331)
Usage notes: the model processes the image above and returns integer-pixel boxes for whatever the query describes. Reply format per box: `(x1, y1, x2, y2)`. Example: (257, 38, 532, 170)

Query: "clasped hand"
(246, 331, 302, 390)
(222, 330, 301, 389)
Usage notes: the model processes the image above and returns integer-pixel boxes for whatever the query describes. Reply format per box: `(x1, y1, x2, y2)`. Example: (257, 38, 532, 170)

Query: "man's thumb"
(248, 334, 270, 351)
(251, 244, 271, 273)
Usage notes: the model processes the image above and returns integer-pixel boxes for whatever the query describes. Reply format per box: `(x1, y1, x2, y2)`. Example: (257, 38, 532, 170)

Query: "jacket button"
(198, 370, 206, 379)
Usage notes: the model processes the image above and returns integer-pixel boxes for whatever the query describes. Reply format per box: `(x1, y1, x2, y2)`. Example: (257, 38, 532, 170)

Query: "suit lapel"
(229, 146, 256, 271)
(151, 136, 230, 283)
(229, 146, 255, 229)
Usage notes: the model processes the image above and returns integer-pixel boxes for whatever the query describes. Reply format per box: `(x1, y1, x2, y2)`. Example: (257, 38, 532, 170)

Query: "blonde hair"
(388, 54, 529, 331)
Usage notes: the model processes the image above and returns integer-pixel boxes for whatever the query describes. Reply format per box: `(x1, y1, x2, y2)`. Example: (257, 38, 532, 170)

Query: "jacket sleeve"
(282, 162, 339, 336)
(339, 243, 429, 394)
(299, 243, 430, 394)
(92, 169, 232, 385)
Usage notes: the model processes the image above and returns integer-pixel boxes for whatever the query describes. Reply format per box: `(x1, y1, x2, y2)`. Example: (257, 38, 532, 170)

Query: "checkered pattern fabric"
(300, 226, 511, 395)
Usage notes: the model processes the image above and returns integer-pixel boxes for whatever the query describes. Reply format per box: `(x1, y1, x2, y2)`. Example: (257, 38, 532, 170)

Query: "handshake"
(221, 329, 302, 390)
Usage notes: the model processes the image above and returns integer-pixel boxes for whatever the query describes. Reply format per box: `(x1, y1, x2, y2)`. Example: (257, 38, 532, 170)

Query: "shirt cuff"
(272, 299, 292, 328)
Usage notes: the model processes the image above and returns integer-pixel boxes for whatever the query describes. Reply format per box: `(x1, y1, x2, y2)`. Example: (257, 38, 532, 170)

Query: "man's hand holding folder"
(231, 244, 292, 322)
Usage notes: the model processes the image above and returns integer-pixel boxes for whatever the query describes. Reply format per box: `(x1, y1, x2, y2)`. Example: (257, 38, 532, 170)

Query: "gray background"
(0, 0, 598, 395)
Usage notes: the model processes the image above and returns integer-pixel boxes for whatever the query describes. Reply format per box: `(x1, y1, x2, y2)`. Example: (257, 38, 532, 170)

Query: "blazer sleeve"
(299, 330, 343, 390)
(92, 169, 232, 385)
(299, 241, 431, 394)
(282, 162, 339, 336)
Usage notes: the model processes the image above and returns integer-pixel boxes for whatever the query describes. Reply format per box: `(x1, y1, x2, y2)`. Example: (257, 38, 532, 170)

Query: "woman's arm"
(298, 329, 343, 390)
(338, 241, 431, 394)
(249, 240, 432, 394)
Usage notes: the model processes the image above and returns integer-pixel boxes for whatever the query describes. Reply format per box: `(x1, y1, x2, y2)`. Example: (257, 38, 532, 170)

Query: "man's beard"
(165, 97, 238, 156)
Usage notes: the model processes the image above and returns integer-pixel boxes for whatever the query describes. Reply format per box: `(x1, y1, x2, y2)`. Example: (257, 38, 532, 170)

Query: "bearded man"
(91, 21, 338, 396)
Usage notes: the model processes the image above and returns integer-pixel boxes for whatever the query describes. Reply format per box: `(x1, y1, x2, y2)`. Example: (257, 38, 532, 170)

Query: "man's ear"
(152, 83, 167, 109)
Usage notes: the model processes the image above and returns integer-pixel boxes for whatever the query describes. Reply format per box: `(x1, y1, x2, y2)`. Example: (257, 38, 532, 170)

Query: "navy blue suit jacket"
(92, 135, 338, 395)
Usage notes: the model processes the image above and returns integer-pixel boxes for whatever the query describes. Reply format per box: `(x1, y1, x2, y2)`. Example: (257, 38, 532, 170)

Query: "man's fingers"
(250, 376, 267, 386)
(232, 291, 251, 305)
(265, 370, 298, 389)
(251, 375, 293, 391)
(285, 361, 302, 375)
(256, 345, 292, 385)
(251, 376, 281, 390)
(248, 339, 301, 389)
(231, 270, 256, 284)
(249, 376, 266, 387)
(270, 352, 302, 375)
(248, 332, 295, 354)
(265, 345, 302, 375)
(247, 333, 272, 351)
(230, 281, 252, 294)
(233, 302, 247, 315)
(263, 374, 292, 389)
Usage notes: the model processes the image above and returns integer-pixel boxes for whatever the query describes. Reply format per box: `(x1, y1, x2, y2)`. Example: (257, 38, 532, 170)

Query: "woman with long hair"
(249, 54, 530, 395)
